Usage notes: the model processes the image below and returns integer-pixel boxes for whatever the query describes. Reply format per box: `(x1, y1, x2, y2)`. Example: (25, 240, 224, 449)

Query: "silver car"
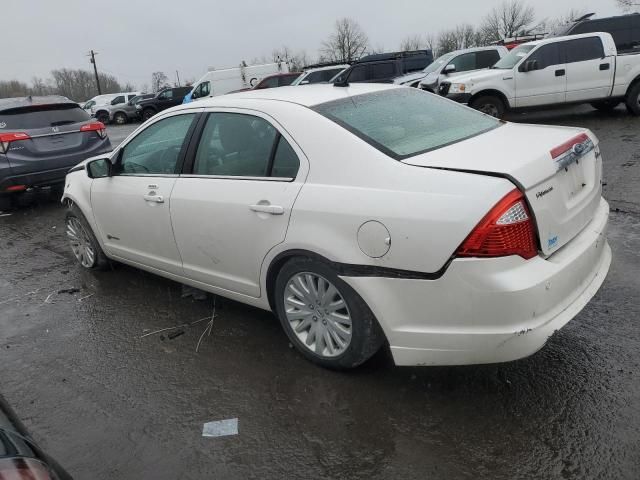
(107, 93, 155, 125)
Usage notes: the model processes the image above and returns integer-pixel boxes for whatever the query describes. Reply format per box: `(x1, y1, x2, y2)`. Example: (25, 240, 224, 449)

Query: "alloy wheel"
(66, 217, 96, 268)
(284, 272, 352, 357)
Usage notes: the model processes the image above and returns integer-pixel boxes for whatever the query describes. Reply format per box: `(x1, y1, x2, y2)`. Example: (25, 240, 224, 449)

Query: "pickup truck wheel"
(142, 108, 156, 121)
(470, 95, 505, 118)
(590, 100, 620, 112)
(113, 112, 128, 125)
(625, 82, 640, 115)
(96, 112, 109, 124)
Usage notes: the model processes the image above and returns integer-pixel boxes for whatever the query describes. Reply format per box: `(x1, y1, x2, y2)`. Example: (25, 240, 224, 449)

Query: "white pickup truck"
(440, 32, 640, 117)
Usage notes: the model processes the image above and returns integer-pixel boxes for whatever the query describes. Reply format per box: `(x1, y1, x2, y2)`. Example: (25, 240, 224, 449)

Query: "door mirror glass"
(86, 158, 112, 178)
(443, 64, 456, 74)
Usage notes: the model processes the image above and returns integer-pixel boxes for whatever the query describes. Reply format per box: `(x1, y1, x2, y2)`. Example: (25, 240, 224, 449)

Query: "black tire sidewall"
(143, 109, 155, 121)
(626, 83, 640, 115)
(274, 257, 384, 369)
(471, 96, 505, 118)
(115, 113, 127, 124)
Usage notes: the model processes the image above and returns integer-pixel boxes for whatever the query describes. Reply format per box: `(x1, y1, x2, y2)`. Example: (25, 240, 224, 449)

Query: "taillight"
(0, 132, 31, 154)
(0, 458, 52, 480)
(456, 189, 538, 260)
(80, 121, 107, 139)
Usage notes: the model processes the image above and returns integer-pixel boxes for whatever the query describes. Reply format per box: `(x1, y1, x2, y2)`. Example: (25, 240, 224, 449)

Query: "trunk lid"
(402, 122, 603, 256)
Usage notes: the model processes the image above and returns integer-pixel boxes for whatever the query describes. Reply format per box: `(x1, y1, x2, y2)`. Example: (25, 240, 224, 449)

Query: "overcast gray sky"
(6, 0, 621, 88)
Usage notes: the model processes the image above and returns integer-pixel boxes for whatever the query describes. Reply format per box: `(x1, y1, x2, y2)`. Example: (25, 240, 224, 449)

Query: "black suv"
(549, 13, 640, 54)
(0, 96, 111, 209)
(332, 50, 434, 85)
(135, 86, 192, 121)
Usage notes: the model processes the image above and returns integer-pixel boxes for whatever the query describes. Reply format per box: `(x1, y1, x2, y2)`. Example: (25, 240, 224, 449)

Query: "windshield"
(492, 45, 534, 69)
(313, 88, 500, 159)
(422, 53, 455, 74)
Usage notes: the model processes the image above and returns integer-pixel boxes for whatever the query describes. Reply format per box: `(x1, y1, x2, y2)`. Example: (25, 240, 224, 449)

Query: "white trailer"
(188, 62, 289, 101)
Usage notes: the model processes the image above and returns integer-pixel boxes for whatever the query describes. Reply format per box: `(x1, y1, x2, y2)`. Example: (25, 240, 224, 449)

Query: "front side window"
(565, 37, 604, 63)
(525, 43, 562, 70)
(193, 113, 300, 178)
(111, 96, 125, 105)
(370, 62, 396, 80)
(347, 65, 367, 82)
(158, 90, 173, 100)
(314, 88, 499, 159)
(119, 114, 195, 174)
(200, 81, 211, 96)
(449, 53, 476, 73)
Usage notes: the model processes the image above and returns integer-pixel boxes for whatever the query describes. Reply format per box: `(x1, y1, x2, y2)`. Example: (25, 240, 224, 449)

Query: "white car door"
(170, 110, 307, 298)
(515, 42, 567, 107)
(90, 112, 198, 275)
(564, 37, 614, 102)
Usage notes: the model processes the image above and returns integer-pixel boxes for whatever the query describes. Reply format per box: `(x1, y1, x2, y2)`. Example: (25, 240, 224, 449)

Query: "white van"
(189, 62, 289, 101)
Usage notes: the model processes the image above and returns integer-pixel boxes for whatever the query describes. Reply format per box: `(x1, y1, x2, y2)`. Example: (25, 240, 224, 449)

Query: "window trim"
(181, 108, 305, 182)
(112, 110, 202, 177)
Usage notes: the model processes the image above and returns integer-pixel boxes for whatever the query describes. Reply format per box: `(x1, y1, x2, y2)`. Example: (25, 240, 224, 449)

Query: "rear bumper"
(342, 198, 611, 366)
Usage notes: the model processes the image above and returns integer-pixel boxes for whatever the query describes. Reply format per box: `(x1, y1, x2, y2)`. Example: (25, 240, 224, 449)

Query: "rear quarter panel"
(612, 52, 640, 97)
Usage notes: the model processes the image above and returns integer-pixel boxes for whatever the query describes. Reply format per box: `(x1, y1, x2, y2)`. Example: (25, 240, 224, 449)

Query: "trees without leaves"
(479, 0, 536, 43)
(321, 18, 369, 62)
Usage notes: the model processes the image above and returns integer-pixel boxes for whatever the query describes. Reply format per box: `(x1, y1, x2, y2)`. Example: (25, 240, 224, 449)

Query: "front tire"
(65, 204, 109, 270)
(470, 95, 505, 118)
(142, 108, 156, 121)
(114, 112, 128, 125)
(625, 82, 640, 116)
(274, 257, 385, 369)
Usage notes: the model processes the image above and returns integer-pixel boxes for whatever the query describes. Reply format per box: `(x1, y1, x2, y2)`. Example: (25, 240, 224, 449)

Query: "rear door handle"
(143, 194, 164, 203)
(599, 63, 610, 71)
(249, 204, 284, 215)
(555, 69, 565, 77)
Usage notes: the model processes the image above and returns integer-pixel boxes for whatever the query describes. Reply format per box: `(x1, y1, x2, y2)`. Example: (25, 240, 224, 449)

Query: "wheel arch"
(468, 89, 510, 109)
(625, 74, 640, 97)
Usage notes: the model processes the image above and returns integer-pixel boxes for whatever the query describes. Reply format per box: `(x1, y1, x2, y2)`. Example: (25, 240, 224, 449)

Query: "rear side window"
(565, 37, 604, 63)
(278, 75, 298, 86)
(0, 104, 90, 129)
(347, 65, 368, 82)
(314, 88, 500, 159)
(271, 137, 300, 178)
(258, 76, 280, 88)
(476, 50, 501, 68)
(370, 62, 395, 80)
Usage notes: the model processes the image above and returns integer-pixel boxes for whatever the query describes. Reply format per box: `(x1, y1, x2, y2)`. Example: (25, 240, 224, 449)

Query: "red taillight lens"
(550, 133, 589, 159)
(456, 189, 538, 260)
(0, 458, 52, 480)
(80, 121, 107, 139)
(5, 185, 27, 192)
(0, 132, 31, 154)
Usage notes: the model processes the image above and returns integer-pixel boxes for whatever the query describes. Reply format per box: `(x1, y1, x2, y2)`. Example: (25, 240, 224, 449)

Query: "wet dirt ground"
(1, 106, 639, 479)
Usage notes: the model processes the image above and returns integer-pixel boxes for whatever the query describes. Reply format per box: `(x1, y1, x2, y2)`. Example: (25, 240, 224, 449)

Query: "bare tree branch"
(479, 0, 536, 43)
(321, 18, 369, 63)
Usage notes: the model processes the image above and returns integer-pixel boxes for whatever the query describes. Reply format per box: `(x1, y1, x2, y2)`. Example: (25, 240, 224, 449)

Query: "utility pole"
(88, 50, 102, 95)
(175, 70, 181, 86)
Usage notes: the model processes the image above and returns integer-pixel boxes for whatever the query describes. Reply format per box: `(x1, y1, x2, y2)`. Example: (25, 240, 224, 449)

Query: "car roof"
(0, 95, 75, 112)
(522, 31, 606, 47)
(196, 83, 400, 108)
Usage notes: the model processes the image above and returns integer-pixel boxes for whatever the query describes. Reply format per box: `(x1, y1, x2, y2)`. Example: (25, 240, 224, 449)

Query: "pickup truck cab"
(441, 32, 640, 117)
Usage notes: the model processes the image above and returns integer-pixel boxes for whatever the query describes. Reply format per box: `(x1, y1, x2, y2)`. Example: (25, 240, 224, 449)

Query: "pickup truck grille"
(438, 82, 451, 96)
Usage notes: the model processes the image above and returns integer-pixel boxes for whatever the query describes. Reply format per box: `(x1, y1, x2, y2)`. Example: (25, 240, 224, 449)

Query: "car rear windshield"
(0, 104, 90, 129)
(313, 88, 500, 159)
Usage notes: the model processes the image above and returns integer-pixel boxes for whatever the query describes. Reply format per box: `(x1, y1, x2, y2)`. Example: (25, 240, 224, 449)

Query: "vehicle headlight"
(449, 83, 467, 93)
(135, 104, 142, 110)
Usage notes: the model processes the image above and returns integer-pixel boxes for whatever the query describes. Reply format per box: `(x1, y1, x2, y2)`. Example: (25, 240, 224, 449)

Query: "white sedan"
(62, 84, 611, 369)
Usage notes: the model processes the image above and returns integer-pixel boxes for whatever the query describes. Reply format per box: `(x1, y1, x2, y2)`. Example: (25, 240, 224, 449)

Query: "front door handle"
(555, 69, 565, 77)
(599, 63, 610, 71)
(249, 204, 284, 215)
(143, 194, 164, 203)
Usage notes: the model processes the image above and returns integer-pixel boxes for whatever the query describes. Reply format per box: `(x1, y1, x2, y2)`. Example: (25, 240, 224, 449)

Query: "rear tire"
(470, 95, 505, 118)
(590, 100, 620, 112)
(142, 108, 156, 121)
(274, 256, 385, 369)
(625, 82, 640, 116)
(65, 204, 109, 270)
(114, 112, 128, 125)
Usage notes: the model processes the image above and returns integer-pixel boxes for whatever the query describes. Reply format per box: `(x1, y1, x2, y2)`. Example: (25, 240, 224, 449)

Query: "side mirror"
(523, 59, 539, 72)
(86, 158, 112, 179)
(443, 64, 456, 74)
(299, 80, 310, 85)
